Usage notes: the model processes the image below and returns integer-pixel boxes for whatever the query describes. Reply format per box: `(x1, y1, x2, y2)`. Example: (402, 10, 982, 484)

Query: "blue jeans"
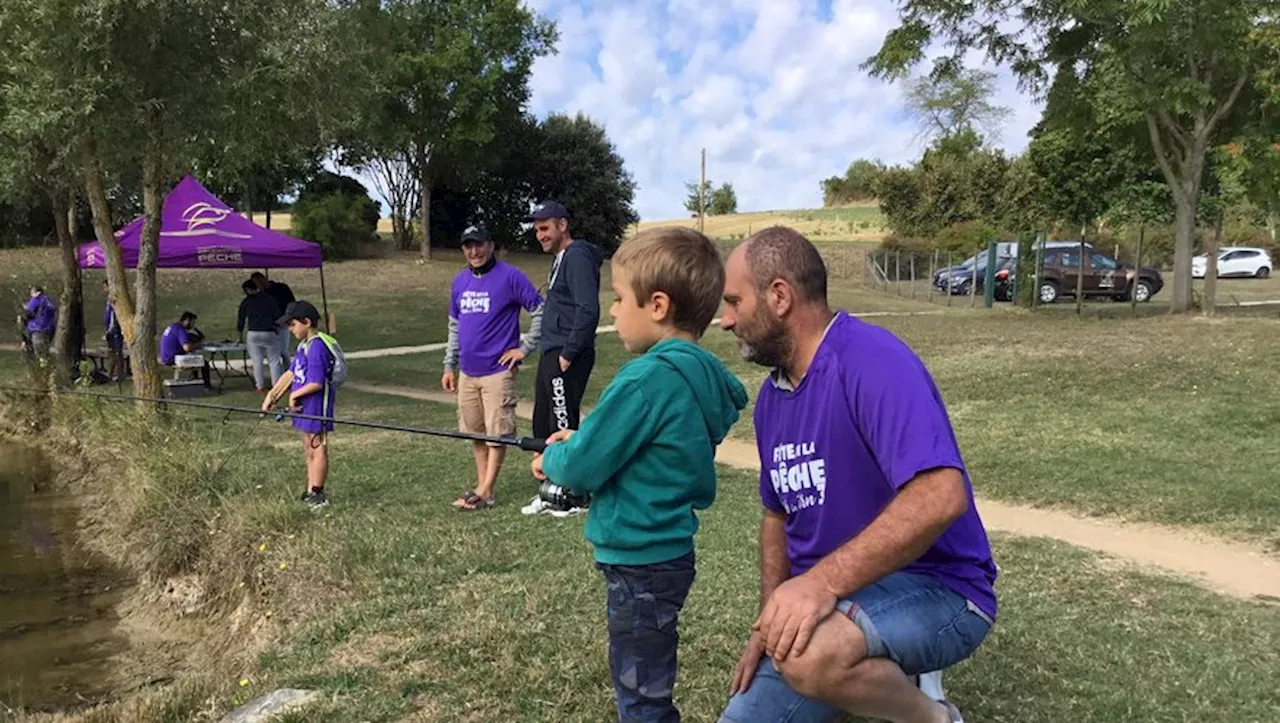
(719, 571, 992, 723)
(597, 552, 696, 723)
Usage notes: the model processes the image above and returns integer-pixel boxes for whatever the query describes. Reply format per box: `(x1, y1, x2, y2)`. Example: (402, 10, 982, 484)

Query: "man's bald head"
(739, 226, 828, 305)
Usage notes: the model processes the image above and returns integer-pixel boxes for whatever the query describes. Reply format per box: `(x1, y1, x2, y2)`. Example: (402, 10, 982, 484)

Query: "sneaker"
(303, 490, 328, 509)
(547, 504, 587, 518)
(520, 495, 551, 515)
(916, 670, 945, 701)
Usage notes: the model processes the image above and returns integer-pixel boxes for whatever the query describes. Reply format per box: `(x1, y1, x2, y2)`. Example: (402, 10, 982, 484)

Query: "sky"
(338, 0, 1046, 223)
(520, 0, 1044, 222)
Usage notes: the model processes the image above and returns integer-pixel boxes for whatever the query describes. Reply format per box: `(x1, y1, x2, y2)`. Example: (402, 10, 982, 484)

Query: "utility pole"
(699, 148, 706, 233)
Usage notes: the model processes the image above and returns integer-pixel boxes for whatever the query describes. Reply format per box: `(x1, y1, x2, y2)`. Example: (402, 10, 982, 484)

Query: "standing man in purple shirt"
(19, 285, 57, 361)
(442, 224, 544, 511)
(717, 227, 997, 723)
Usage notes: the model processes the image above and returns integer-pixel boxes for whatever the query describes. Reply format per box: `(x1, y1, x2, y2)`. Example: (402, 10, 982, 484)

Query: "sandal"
(459, 494, 494, 511)
(452, 490, 479, 508)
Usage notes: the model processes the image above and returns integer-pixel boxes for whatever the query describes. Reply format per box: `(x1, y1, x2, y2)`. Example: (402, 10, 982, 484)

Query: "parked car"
(1034, 245, 1163, 303)
(947, 256, 1018, 297)
(1192, 247, 1272, 279)
(932, 242, 1020, 291)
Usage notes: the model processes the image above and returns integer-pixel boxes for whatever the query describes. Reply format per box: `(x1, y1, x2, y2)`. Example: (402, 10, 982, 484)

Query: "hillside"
(252, 203, 887, 243)
(636, 203, 885, 241)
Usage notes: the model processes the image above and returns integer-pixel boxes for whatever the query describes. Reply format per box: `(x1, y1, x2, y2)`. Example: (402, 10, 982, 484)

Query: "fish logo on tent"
(85, 247, 102, 266)
(162, 202, 251, 239)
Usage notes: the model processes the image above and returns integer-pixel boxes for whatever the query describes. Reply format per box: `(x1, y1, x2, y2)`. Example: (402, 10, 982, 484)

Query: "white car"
(1192, 247, 1272, 279)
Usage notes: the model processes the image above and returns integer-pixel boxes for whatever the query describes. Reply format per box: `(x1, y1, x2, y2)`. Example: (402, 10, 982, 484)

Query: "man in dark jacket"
(528, 200, 602, 443)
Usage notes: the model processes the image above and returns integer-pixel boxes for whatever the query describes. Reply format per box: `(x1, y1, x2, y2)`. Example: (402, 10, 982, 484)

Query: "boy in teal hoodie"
(533, 226, 748, 722)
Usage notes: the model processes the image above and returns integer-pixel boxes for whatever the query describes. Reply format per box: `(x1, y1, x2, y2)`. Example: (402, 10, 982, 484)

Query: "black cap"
(460, 224, 491, 244)
(277, 300, 321, 327)
(527, 201, 568, 221)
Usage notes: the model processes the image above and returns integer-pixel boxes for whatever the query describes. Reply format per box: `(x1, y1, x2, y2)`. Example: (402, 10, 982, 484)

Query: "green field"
(3, 235, 1280, 722)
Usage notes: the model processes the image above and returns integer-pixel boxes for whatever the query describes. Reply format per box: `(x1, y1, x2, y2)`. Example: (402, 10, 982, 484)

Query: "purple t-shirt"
(449, 261, 543, 378)
(290, 335, 336, 433)
(160, 322, 190, 365)
(754, 312, 998, 620)
(24, 294, 56, 335)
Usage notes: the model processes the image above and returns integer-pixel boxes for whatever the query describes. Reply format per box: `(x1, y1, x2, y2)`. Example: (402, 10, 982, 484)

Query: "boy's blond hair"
(611, 226, 724, 337)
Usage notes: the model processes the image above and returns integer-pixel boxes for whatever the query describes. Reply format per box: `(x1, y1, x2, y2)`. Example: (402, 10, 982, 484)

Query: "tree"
(866, 0, 1279, 313)
(903, 68, 1012, 145)
(821, 159, 885, 206)
(684, 179, 713, 217)
(709, 183, 738, 215)
(344, 0, 556, 260)
(876, 143, 1011, 239)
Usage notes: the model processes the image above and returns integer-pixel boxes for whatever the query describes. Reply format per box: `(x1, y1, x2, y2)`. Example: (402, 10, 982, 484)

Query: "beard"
(736, 306, 791, 369)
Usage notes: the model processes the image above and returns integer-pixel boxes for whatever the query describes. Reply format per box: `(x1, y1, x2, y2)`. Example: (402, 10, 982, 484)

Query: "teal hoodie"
(540, 337, 749, 565)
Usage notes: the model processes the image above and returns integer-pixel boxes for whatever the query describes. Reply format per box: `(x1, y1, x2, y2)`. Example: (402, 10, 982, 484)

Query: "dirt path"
(346, 380, 1280, 602)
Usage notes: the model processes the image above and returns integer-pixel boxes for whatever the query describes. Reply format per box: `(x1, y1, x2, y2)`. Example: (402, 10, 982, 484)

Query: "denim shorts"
(718, 571, 992, 723)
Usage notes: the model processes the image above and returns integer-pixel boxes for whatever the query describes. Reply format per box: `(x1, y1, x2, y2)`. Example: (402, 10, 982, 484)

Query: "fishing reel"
(537, 480, 590, 510)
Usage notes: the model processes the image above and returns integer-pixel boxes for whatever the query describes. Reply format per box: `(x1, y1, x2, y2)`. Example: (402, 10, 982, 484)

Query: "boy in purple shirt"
(442, 224, 543, 511)
(263, 300, 336, 509)
(717, 227, 996, 723)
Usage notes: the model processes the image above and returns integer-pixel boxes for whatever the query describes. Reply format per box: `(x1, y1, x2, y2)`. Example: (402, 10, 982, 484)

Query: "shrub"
(291, 193, 378, 261)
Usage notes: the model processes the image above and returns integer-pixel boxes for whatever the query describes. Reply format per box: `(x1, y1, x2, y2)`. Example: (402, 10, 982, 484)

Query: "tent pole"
(319, 264, 330, 332)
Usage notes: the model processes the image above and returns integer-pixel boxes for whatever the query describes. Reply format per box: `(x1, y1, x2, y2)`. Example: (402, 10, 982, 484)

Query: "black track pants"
(532, 347, 595, 441)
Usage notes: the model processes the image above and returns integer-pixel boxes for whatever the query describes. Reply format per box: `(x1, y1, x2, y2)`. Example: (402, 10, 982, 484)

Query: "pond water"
(0, 440, 130, 714)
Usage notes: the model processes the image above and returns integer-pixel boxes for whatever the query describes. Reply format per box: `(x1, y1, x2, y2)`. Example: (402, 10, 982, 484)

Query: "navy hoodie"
(540, 239, 603, 362)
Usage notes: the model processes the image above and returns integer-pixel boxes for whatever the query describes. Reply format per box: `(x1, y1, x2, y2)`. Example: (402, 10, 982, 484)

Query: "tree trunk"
(1170, 191, 1198, 313)
(266, 204, 272, 230)
(393, 214, 410, 250)
(1203, 213, 1223, 316)
(82, 142, 136, 340)
(1268, 210, 1276, 243)
(132, 153, 164, 400)
(417, 142, 432, 261)
(49, 189, 82, 387)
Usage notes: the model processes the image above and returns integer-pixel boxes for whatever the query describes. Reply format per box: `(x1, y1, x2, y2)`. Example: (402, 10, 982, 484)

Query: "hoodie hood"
(566, 238, 603, 270)
(651, 338, 749, 445)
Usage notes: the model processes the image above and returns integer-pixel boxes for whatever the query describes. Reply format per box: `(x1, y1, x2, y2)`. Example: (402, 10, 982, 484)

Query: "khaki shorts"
(457, 368, 518, 446)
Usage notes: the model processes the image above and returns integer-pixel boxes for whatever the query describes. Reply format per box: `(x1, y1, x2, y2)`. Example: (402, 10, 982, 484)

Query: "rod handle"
(518, 437, 547, 453)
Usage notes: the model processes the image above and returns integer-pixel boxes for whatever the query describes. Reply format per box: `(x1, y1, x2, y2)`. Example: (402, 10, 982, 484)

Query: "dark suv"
(1036, 245, 1163, 304)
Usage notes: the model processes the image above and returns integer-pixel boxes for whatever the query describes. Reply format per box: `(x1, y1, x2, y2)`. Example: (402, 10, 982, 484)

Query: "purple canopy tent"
(76, 175, 330, 326)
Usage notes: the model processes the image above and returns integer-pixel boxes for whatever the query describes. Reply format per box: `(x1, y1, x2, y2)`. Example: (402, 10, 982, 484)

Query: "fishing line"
(0, 385, 548, 452)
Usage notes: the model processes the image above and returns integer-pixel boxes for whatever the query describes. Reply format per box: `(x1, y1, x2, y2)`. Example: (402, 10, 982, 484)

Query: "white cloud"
(522, 0, 1045, 222)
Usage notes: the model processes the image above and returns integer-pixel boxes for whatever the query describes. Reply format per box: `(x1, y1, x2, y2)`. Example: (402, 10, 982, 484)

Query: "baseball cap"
(527, 201, 569, 221)
(277, 300, 321, 327)
(460, 224, 491, 244)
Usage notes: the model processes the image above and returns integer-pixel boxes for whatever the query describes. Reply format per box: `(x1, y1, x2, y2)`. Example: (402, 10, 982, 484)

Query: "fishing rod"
(0, 385, 548, 453)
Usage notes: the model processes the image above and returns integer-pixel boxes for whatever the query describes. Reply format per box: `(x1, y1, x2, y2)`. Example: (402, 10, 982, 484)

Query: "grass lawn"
(348, 304, 1280, 548)
(16, 388, 1277, 722)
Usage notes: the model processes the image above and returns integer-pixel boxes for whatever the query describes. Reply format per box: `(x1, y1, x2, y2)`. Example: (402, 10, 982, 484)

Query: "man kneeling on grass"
(442, 224, 544, 511)
(717, 227, 998, 723)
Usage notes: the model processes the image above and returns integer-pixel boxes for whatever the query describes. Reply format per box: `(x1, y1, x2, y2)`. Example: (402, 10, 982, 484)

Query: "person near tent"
(18, 285, 57, 362)
(160, 311, 209, 385)
(103, 279, 125, 380)
(237, 279, 285, 393)
(251, 271, 296, 363)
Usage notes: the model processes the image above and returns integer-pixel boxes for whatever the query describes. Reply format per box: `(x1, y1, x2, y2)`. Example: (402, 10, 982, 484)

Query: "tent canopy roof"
(77, 175, 323, 269)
